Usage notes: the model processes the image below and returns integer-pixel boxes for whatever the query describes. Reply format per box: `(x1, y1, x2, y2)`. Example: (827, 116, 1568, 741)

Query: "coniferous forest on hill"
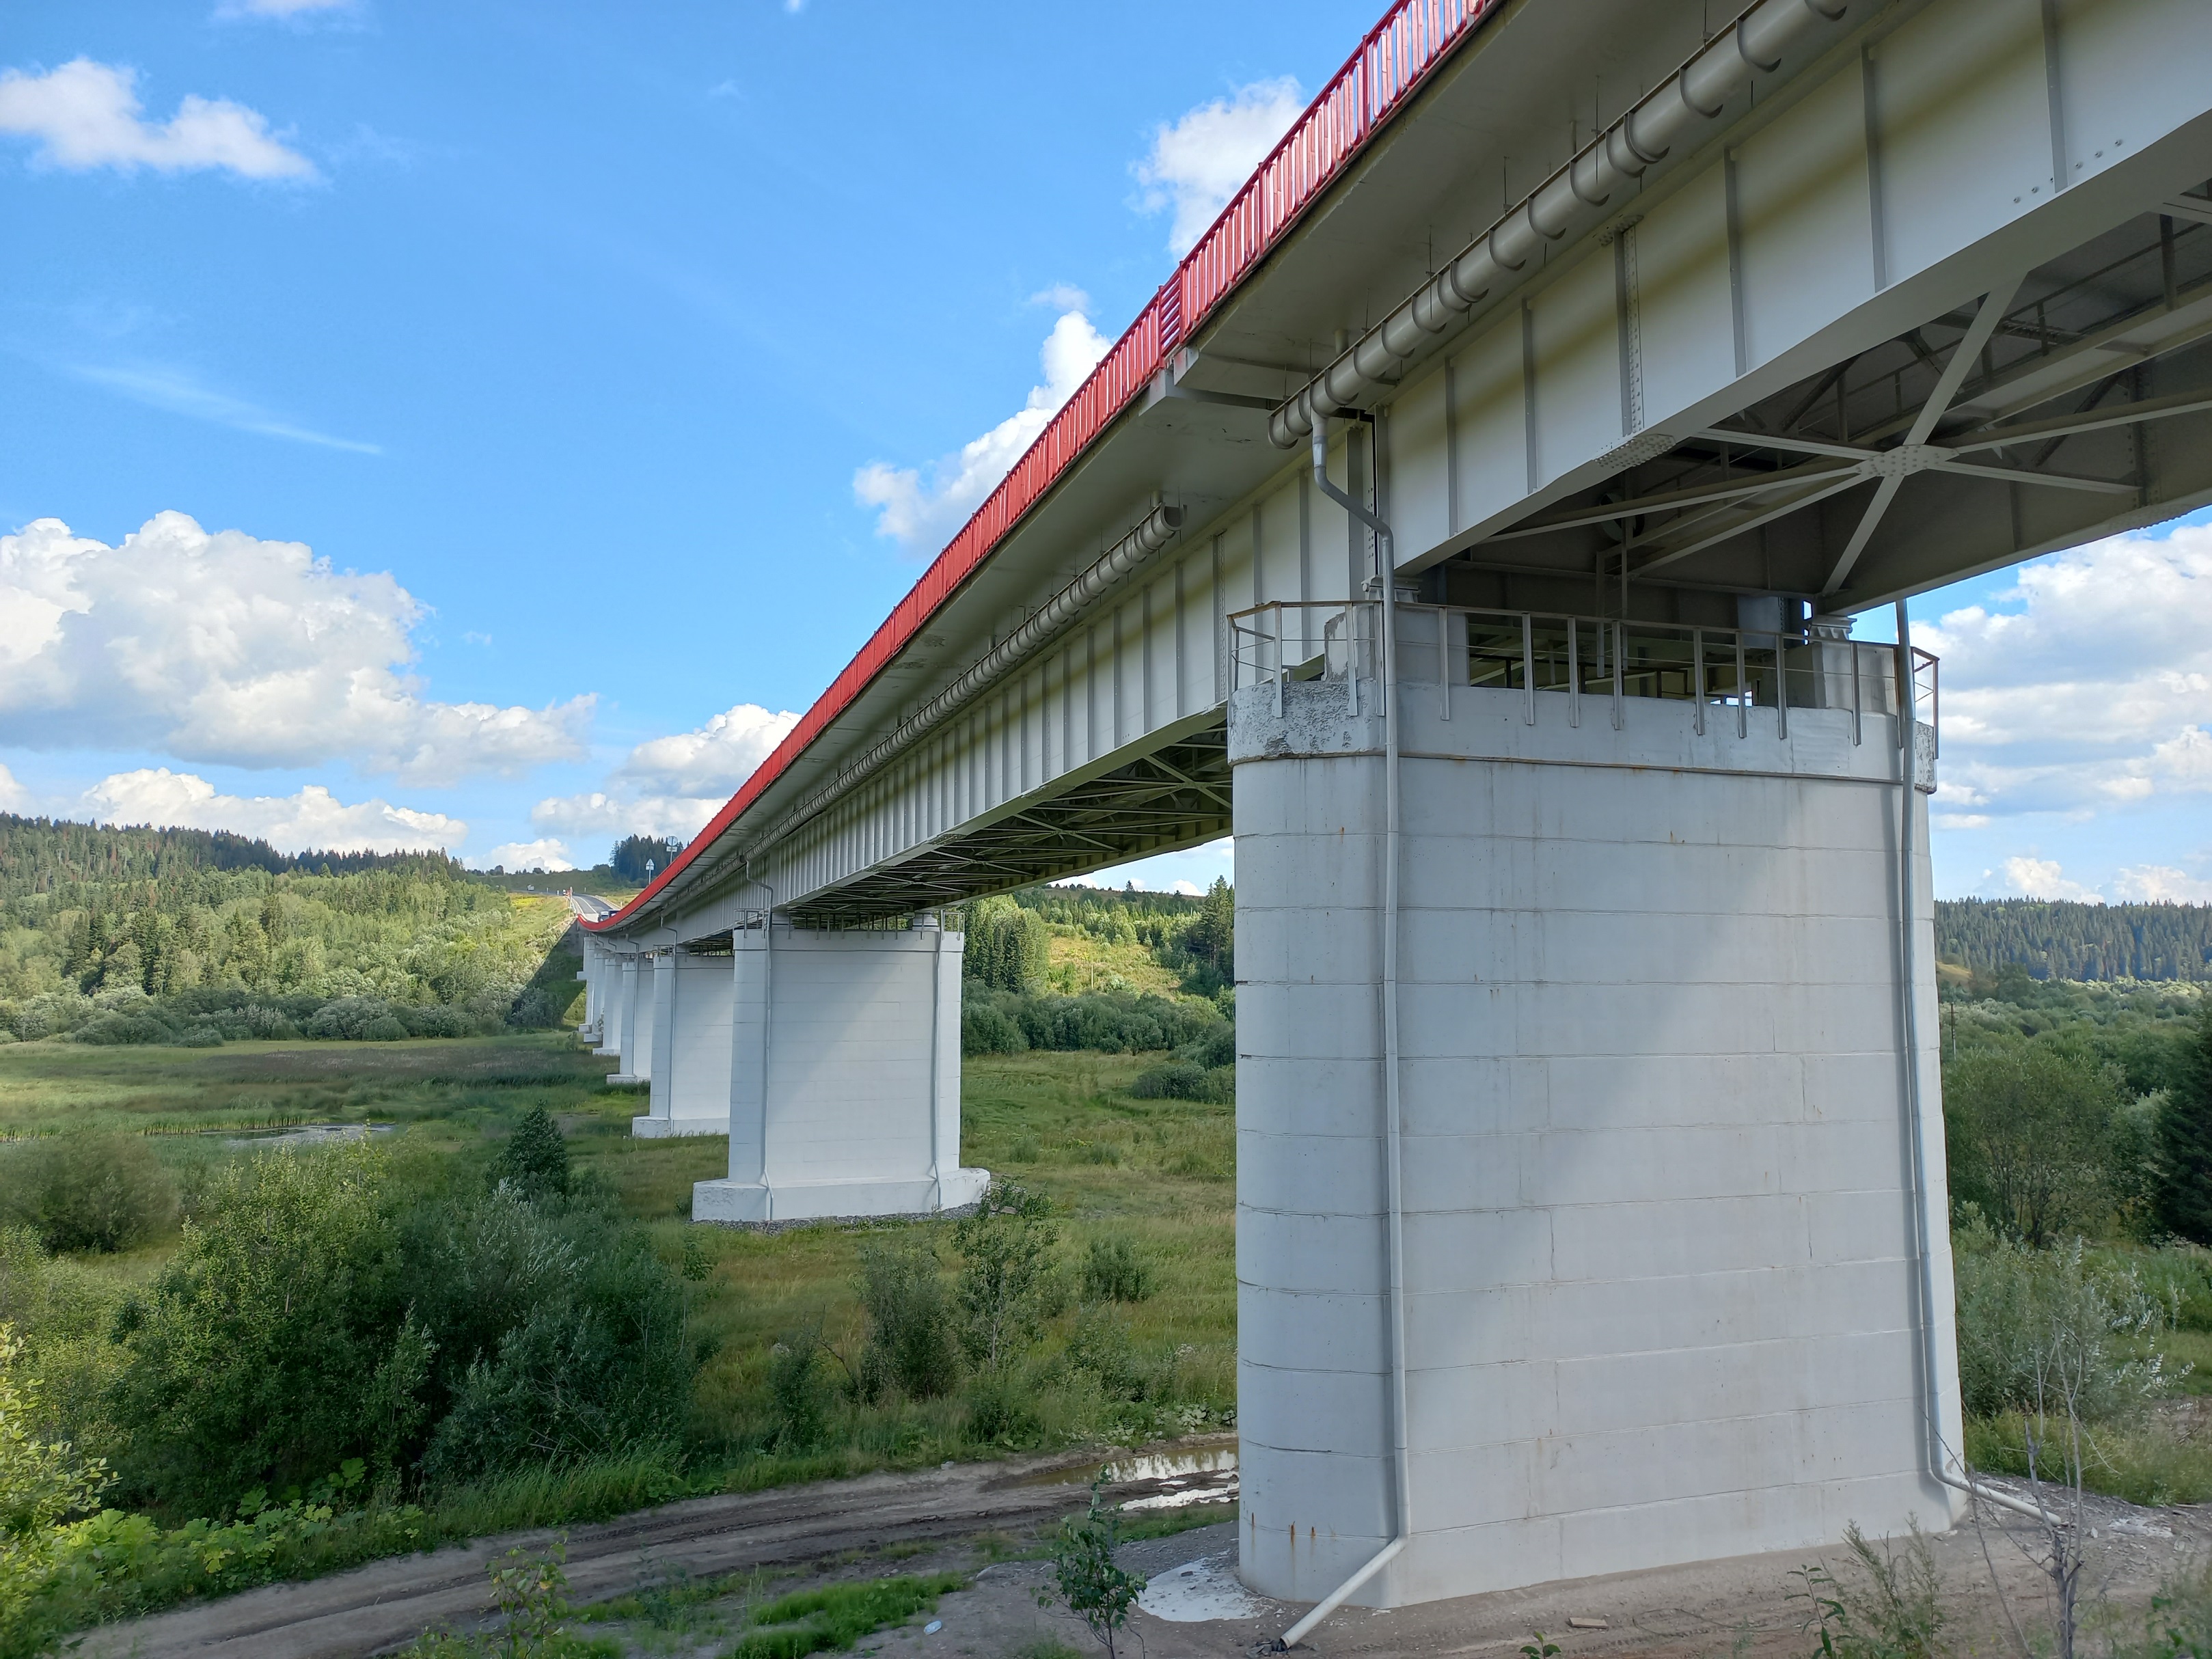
(1936, 896, 2212, 981)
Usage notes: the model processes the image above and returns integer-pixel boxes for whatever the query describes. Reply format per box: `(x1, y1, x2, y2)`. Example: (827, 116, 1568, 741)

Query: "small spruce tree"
(2157, 1005, 2212, 1245)
(495, 1106, 571, 1201)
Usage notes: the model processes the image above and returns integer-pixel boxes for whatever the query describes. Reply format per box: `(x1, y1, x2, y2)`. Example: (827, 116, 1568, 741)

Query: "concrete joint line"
(1238, 746, 1919, 789)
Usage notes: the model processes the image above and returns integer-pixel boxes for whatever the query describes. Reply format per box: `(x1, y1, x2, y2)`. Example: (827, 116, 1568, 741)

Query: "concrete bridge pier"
(584, 937, 625, 1056)
(633, 945, 739, 1138)
(1231, 615, 1963, 1608)
(578, 934, 610, 1047)
(693, 913, 987, 1223)
(604, 952, 649, 1085)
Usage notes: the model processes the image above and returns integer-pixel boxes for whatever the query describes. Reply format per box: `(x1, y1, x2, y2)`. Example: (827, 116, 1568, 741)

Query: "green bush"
(2158, 1004, 2212, 1244)
(1945, 1046, 2125, 1245)
(961, 1002, 1026, 1056)
(1064, 1304, 1149, 1401)
(494, 1106, 571, 1201)
(107, 1142, 410, 1507)
(72, 1012, 170, 1046)
(0, 1324, 113, 1655)
(953, 1181, 1059, 1373)
(767, 1333, 835, 1452)
(1952, 1220, 2180, 1421)
(1131, 1059, 1233, 1102)
(420, 1200, 692, 1485)
(1080, 1237, 1153, 1304)
(0, 1134, 178, 1254)
(1175, 1024, 1235, 1071)
(105, 1141, 694, 1509)
(854, 1242, 960, 1403)
(963, 1371, 1039, 1444)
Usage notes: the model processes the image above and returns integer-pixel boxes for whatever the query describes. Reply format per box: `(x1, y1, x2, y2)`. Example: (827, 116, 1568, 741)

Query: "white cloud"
(0, 513, 592, 784)
(1933, 812, 1991, 830)
(1028, 283, 1091, 313)
(479, 838, 575, 873)
(1917, 525, 2212, 819)
(2002, 855, 2105, 903)
(0, 762, 26, 812)
(1133, 77, 1303, 254)
(530, 701, 800, 849)
(216, 0, 354, 16)
(84, 767, 465, 855)
(0, 59, 314, 180)
(2113, 864, 2212, 903)
(70, 362, 378, 452)
(618, 702, 795, 797)
(855, 310, 1109, 553)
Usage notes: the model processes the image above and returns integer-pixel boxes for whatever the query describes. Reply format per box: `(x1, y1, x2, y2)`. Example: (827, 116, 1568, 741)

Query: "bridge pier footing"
(694, 914, 987, 1223)
(1231, 668, 1963, 1608)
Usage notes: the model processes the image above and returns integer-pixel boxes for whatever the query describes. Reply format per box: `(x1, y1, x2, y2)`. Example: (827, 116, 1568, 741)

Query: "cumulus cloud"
(2002, 855, 2105, 903)
(0, 762, 26, 812)
(618, 702, 796, 797)
(0, 513, 592, 784)
(1997, 854, 2212, 904)
(531, 701, 800, 847)
(479, 838, 575, 873)
(1134, 77, 1303, 254)
(84, 767, 465, 855)
(2113, 864, 2212, 903)
(0, 59, 314, 179)
(1917, 525, 2212, 819)
(854, 310, 1110, 554)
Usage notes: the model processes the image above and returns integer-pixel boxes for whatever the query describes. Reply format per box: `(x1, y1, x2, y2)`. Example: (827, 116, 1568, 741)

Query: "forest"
(0, 815, 581, 1048)
(1937, 896, 2212, 981)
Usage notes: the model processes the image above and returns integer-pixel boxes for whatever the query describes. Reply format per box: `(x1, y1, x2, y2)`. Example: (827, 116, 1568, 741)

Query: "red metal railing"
(591, 0, 1500, 930)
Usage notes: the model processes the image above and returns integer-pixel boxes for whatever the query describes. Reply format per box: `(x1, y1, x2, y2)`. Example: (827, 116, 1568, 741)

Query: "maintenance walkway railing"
(1231, 601, 1939, 750)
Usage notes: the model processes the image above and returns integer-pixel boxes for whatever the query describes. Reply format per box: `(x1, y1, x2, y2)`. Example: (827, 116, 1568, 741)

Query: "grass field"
(0, 1028, 1238, 1475)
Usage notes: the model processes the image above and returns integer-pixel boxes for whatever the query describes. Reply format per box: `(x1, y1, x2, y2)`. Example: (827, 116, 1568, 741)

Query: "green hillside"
(0, 814, 582, 1047)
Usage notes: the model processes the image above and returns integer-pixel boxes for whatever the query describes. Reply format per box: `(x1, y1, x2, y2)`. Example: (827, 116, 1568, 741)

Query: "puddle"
(1137, 1552, 1263, 1622)
(1006, 1447, 1238, 1491)
(219, 1123, 396, 1149)
(1104, 1449, 1235, 1483)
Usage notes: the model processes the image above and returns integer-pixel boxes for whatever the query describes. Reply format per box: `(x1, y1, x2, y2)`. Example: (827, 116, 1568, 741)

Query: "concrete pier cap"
(1230, 628, 1962, 1608)
(692, 911, 988, 1224)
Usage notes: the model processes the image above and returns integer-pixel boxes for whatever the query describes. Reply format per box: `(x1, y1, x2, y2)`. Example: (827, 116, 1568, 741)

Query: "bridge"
(583, 0, 2212, 1619)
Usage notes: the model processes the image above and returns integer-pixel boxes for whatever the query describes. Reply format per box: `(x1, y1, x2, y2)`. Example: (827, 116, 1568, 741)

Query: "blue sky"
(1, 0, 2207, 904)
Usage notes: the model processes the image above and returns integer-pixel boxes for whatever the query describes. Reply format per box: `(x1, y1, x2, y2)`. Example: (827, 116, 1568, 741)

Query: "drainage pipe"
(1282, 422, 1410, 1649)
(1270, 0, 1853, 447)
(735, 501, 1184, 861)
(1889, 605, 2053, 1530)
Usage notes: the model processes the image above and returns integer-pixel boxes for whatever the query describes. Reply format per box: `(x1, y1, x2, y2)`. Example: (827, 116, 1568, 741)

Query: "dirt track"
(79, 1453, 2212, 1659)
(78, 1442, 1226, 1659)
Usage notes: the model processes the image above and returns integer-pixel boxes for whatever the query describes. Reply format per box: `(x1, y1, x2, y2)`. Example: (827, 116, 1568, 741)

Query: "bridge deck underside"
(790, 722, 1230, 923)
